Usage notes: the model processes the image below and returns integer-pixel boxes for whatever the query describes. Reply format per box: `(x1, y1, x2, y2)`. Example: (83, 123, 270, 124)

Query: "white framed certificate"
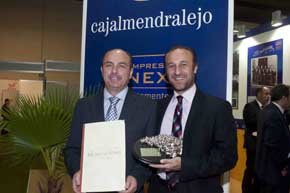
(80, 120, 126, 192)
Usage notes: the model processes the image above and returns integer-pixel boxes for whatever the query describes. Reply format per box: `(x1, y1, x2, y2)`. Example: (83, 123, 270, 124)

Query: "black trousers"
(259, 177, 290, 193)
(242, 149, 260, 193)
(148, 175, 223, 193)
(148, 175, 179, 193)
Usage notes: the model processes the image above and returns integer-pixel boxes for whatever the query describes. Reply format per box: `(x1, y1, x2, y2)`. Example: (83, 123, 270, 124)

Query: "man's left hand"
(149, 157, 181, 172)
(281, 166, 288, 176)
(119, 175, 137, 193)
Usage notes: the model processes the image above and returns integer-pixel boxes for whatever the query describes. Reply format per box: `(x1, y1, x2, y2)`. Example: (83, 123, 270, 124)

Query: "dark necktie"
(172, 95, 183, 138)
(167, 95, 183, 188)
(105, 97, 120, 121)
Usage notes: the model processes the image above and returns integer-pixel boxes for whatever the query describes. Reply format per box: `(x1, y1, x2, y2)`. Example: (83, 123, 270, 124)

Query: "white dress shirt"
(158, 84, 196, 179)
(159, 84, 196, 138)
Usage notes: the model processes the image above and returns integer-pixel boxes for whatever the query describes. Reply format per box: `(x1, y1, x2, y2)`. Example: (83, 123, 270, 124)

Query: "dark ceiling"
(235, 0, 290, 25)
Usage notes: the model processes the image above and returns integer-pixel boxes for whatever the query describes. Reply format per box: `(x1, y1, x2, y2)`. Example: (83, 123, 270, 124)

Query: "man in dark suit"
(256, 84, 290, 193)
(148, 45, 237, 193)
(242, 86, 270, 193)
(285, 109, 290, 126)
(64, 49, 157, 193)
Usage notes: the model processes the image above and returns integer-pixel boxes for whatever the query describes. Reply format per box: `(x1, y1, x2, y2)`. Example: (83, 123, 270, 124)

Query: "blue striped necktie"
(105, 96, 120, 121)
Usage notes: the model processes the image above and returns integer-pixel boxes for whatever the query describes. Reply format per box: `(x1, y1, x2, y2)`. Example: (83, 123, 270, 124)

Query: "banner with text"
(81, 0, 233, 100)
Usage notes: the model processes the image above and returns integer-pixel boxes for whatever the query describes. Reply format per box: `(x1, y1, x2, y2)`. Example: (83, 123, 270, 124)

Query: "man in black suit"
(148, 45, 237, 193)
(64, 49, 157, 193)
(284, 109, 290, 126)
(242, 86, 270, 193)
(256, 84, 290, 193)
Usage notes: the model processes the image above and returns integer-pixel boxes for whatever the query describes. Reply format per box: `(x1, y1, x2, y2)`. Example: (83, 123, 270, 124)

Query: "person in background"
(242, 86, 270, 193)
(148, 45, 237, 193)
(256, 84, 290, 193)
(64, 48, 157, 193)
(1, 98, 10, 135)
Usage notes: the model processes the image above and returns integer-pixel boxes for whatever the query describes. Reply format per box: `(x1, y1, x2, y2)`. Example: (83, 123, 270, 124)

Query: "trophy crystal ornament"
(134, 135, 182, 164)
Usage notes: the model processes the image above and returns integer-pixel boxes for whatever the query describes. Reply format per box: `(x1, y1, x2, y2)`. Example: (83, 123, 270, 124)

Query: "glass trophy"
(134, 135, 182, 164)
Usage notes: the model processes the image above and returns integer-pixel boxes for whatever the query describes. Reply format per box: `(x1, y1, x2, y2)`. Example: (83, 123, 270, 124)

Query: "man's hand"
(252, 131, 258, 137)
(72, 170, 82, 193)
(119, 175, 137, 193)
(281, 166, 288, 176)
(149, 157, 181, 172)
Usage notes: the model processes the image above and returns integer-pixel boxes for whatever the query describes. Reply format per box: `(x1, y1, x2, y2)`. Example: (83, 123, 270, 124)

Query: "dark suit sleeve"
(128, 101, 157, 191)
(285, 110, 290, 126)
(181, 101, 238, 180)
(261, 112, 289, 167)
(63, 100, 83, 177)
(243, 102, 260, 151)
(243, 103, 258, 134)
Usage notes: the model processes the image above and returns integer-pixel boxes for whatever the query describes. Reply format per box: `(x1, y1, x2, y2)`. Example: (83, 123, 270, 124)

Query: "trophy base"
(133, 140, 170, 164)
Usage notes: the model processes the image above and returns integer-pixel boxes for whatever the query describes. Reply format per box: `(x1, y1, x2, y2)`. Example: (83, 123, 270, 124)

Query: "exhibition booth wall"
(0, 1, 82, 106)
(233, 22, 290, 120)
(230, 22, 290, 183)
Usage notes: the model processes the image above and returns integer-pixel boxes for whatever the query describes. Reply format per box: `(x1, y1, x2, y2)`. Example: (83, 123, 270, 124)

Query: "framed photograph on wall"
(247, 39, 283, 101)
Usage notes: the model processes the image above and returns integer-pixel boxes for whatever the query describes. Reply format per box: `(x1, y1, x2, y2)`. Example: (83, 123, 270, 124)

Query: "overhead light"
(237, 25, 246, 38)
(271, 10, 283, 27)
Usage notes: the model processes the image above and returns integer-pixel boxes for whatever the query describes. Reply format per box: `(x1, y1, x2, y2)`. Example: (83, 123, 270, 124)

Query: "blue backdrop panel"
(129, 54, 171, 100)
(83, 0, 230, 99)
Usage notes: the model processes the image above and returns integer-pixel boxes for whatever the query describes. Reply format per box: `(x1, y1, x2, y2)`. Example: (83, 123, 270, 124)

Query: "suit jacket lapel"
(119, 89, 136, 121)
(254, 100, 261, 110)
(183, 90, 204, 138)
(271, 103, 290, 137)
(157, 90, 204, 136)
(94, 89, 105, 121)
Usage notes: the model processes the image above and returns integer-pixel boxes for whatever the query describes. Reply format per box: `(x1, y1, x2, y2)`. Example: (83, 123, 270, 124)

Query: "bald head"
(256, 87, 270, 105)
(102, 49, 132, 68)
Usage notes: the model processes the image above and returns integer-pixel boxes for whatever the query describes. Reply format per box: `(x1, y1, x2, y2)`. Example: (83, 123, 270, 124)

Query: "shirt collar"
(173, 84, 196, 103)
(256, 99, 263, 109)
(104, 87, 128, 101)
(272, 102, 285, 114)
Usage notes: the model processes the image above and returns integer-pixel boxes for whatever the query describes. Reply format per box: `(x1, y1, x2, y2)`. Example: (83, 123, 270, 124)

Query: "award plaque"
(81, 121, 126, 192)
(134, 135, 182, 164)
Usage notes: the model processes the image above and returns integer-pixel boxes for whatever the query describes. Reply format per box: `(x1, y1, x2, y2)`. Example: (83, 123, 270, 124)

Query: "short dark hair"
(271, 84, 290, 102)
(4, 98, 9, 103)
(165, 45, 198, 64)
(102, 48, 133, 68)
